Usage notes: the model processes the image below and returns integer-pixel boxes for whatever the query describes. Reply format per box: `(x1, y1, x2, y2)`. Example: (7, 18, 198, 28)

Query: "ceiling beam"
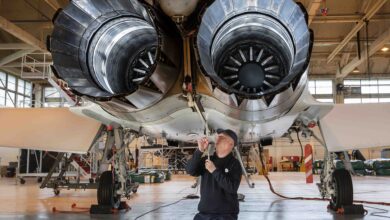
(338, 1, 371, 69)
(0, 50, 35, 67)
(44, 0, 61, 11)
(337, 28, 390, 79)
(1, 62, 21, 68)
(312, 14, 390, 24)
(339, 43, 354, 67)
(0, 67, 21, 76)
(0, 16, 48, 52)
(327, 0, 388, 63)
(0, 43, 36, 50)
(11, 21, 53, 29)
(307, 0, 323, 25)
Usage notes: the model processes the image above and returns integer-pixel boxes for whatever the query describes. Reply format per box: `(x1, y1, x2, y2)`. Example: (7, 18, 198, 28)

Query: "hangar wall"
(0, 147, 18, 166)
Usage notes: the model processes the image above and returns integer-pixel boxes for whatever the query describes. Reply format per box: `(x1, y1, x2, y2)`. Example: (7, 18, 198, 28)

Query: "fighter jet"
(1, 0, 390, 211)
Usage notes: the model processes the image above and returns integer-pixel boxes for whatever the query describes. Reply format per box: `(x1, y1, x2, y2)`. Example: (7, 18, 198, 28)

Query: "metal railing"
(21, 53, 53, 80)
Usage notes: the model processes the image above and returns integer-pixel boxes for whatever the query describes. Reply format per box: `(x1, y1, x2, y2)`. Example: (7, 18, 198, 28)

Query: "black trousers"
(194, 213, 238, 220)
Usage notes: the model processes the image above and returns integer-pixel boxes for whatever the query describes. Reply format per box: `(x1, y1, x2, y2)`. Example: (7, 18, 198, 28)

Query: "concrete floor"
(0, 173, 390, 219)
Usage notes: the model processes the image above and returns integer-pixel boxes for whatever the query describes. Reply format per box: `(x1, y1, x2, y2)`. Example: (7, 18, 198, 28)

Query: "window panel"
(378, 80, 390, 85)
(379, 98, 390, 103)
(309, 80, 333, 95)
(344, 98, 362, 104)
(0, 89, 5, 107)
(361, 79, 378, 85)
(361, 85, 378, 94)
(17, 79, 25, 94)
(344, 80, 361, 86)
(44, 102, 61, 108)
(17, 95, 24, 107)
(44, 87, 61, 98)
(316, 99, 334, 103)
(25, 82, 32, 96)
(25, 97, 31, 108)
(379, 86, 390, 94)
(5, 92, 15, 107)
(0, 72, 6, 88)
(316, 87, 333, 94)
(362, 98, 379, 103)
(7, 75, 16, 91)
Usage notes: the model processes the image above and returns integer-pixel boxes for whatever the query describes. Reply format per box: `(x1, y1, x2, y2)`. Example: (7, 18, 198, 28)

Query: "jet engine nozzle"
(50, 0, 181, 111)
(89, 17, 158, 95)
(197, 0, 312, 100)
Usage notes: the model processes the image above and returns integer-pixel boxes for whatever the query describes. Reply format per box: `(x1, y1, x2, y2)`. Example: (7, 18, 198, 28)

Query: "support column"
(32, 83, 43, 108)
(334, 77, 344, 104)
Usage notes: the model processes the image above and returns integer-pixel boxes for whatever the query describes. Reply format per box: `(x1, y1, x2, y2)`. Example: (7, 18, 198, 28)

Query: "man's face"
(215, 132, 234, 154)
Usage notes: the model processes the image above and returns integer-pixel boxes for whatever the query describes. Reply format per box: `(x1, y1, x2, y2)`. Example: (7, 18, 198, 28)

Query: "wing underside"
(0, 108, 101, 153)
(319, 103, 390, 152)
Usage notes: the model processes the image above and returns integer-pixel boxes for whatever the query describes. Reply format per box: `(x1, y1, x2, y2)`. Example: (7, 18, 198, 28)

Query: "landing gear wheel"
(37, 177, 43, 183)
(330, 169, 353, 210)
(97, 171, 121, 209)
(20, 178, 26, 185)
(54, 189, 60, 196)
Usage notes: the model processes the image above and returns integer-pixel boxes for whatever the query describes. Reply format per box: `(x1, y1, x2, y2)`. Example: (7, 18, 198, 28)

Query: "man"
(186, 129, 242, 220)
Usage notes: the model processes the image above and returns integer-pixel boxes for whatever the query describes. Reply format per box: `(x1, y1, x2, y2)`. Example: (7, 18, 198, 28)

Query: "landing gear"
(97, 171, 121, 209)
(308, 123, 354, 211)
(96, 128, 138, 209)
(330, 169, 353, 210)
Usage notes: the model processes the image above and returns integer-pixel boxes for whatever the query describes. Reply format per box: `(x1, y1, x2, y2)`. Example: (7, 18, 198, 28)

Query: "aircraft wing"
(319, 103, 390, 152)
(0, 108, 101, 153)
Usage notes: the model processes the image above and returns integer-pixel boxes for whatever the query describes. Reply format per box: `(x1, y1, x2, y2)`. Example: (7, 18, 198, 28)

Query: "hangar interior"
(0, 0, 390, 219)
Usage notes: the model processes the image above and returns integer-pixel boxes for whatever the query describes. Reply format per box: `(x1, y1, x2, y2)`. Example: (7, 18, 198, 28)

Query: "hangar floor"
(0, 173, 389, 220)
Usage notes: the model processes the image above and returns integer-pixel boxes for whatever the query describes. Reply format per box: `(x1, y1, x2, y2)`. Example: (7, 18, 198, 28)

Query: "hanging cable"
(296, 130, 304, 166)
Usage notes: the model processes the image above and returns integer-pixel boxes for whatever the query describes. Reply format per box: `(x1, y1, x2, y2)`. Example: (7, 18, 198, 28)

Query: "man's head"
(215, 129, 238, 157)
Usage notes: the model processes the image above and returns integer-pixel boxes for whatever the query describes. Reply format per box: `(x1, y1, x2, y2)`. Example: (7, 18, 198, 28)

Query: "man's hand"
(197, 137, 209, 153)
(205, 159, 216, 173)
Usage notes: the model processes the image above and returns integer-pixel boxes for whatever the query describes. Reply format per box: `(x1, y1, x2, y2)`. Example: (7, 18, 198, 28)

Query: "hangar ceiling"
(0, 0, 389, 81)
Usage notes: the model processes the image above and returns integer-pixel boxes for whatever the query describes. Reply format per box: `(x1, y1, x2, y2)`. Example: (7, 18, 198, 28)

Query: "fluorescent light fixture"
(382, 47, 389, 52)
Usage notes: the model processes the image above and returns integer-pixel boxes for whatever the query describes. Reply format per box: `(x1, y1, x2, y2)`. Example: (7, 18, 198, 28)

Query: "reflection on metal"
(159, 0, 199, 18)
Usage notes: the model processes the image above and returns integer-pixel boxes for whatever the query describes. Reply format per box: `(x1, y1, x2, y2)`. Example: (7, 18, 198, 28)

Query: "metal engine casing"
(49, 0, 181, 111)
(197, 0, 313, 120)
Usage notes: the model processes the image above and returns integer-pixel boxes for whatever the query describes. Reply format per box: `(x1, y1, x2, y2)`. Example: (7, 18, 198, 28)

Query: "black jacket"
(186, 149, 242, 214)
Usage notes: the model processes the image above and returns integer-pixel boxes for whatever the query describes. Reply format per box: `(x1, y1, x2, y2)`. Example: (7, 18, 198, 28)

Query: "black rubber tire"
(37, 177, 43, 183)
(20, 178, 26, 185)
(330, 169, 353, 210)
(97, 171, 121, 209)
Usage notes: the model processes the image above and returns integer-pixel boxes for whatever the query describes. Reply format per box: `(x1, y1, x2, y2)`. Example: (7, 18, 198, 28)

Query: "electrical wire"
(296, 130, 304, 166)
(365, 205, 390, 219)
(134, 198, 185, 220)
(134, 179, 200, 219)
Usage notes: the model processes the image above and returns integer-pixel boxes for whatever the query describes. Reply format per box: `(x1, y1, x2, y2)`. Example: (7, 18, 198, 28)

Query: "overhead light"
(352, 67, 360, 73)
(381, 47, 389, 52)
